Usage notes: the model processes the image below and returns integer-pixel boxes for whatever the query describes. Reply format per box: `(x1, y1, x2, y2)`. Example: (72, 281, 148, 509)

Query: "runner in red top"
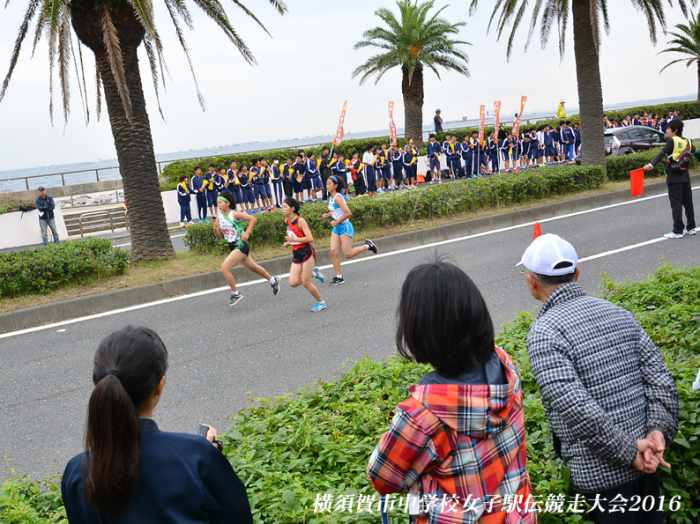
(281, 198, 327, 312)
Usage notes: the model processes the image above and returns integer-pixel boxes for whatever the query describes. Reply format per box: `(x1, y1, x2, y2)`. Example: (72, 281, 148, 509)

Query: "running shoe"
(271, 277, 281, 295)
(179, 221, 185, 227)
(311, 301, 327, 313)
(229, 292, 244, 306)
(329, 276, 345, 286)
(684, 228, 696, 236)
(664, 231, 684, 239)
(313, 267, 325, 283)
(365, 239, 378, 254)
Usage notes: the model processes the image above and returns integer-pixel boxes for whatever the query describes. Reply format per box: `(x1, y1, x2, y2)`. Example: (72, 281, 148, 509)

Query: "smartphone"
(196, 424, 209, 438)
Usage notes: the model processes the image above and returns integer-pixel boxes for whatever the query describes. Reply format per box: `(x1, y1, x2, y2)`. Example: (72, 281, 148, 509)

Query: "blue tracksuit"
(227, 168, 242, 205)
(427, 141, 443, 174)
(487, 138, 499, 172)
(574, 127, 581, 153)
(191, 174, 207, 219)
(391, 150, 404, 181)
(176, 182, 193, 222)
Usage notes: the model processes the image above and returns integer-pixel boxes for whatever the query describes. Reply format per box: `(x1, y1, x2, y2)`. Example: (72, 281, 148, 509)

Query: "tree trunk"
(71, 3, 174, 260)
(402, 63, 425, 148)
(697, 61, 700, 101)
(572, 0, 606, 167)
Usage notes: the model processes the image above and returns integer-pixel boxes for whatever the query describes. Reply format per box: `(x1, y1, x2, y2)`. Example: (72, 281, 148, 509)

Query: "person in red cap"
(519, 234, 678, 523)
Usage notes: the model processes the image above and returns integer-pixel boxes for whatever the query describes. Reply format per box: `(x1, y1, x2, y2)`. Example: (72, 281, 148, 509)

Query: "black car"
(605, 126, 665, 156)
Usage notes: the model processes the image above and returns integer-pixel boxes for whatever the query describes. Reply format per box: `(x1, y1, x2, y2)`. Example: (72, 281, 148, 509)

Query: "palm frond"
(191, 0, 256, 64)
(0, 0, 41, 103)
(164, 0, 205, 110)
(230, 0, 287, 37)
(57, 5, 71, 123)
(101, 4, 132, 121)
(74, 36, 90, 125)
(144, 36, 166, 121)
(95, 63, 103, 121)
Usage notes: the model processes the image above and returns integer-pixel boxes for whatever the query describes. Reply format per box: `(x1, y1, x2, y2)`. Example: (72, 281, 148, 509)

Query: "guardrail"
(2, 112, 570, 192)
(78, 211, 115, 238)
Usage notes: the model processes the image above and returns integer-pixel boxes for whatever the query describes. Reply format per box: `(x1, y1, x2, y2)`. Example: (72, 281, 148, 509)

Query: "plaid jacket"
(367, 347, 535, 524)
(527, 282, 679, 492)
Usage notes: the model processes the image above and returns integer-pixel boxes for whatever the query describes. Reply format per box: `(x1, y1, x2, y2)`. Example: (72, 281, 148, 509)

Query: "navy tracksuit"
(191, 174, 207, 220)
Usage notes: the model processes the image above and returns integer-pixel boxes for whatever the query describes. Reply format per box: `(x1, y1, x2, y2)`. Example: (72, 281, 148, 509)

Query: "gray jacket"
(527, 282, 678, 492)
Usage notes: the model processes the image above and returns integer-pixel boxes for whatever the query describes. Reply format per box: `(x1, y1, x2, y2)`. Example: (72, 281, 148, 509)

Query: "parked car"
(605, 126, 665, 156)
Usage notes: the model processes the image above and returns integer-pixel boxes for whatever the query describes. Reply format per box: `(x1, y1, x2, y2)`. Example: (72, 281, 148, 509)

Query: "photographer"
(61, 326, 253, 524)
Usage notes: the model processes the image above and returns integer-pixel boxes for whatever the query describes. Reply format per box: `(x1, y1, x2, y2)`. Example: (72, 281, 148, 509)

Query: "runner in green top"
(214, 192, 280, 306)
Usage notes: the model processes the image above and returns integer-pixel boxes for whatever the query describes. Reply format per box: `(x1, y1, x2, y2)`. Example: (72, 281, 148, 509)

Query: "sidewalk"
(2, 174, 695, 334)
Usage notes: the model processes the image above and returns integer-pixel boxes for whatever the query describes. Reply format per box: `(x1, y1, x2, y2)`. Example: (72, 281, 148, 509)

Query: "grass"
(0, 179, 637, 315)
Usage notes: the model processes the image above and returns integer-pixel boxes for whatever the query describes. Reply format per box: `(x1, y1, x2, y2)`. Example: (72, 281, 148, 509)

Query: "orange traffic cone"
(533, 222, 542, 239)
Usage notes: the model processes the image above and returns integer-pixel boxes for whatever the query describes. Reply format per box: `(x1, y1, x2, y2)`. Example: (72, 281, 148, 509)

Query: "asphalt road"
(1, 187, 699, 481)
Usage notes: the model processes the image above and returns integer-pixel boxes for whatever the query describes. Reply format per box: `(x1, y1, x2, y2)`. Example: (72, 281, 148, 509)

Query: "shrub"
(606, 147, 700, 181)
(185, 165, 606, 254)
(0, 238, 132, 298)
(0, 198, 36, 216)
(0, 470, 66, 524)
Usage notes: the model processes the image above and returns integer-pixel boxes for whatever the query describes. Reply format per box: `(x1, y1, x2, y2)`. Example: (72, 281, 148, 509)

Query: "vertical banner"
(478, 105, 486, 143)
(333, 101, 348, 146)
(512, 95, 527, 137)
(494, 101, 502, 136)
(388, 101, 398, 145)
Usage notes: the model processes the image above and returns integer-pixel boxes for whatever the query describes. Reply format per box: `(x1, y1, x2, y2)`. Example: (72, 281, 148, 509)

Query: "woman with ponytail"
(61, 326, 253, 524)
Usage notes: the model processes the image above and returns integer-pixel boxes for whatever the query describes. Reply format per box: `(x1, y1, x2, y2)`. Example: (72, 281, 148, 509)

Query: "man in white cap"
(519, 234, 678, 522)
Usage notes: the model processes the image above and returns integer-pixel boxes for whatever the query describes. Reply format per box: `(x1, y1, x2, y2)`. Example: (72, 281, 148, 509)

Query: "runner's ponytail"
(84, 327, 168, 517)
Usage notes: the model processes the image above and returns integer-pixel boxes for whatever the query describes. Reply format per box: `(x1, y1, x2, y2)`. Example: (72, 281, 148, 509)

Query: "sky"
(0, 0, 698, 171)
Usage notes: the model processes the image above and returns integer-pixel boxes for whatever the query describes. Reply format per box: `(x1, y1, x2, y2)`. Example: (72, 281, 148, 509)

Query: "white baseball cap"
(517, 234, 578, 276)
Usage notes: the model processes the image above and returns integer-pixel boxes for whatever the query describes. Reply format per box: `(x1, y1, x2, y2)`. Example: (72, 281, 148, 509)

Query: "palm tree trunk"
(402, 63, 425, 148)
(71, 4, 174, 260)
(571, 0, 606, 167)
(697, 61, 700, 101)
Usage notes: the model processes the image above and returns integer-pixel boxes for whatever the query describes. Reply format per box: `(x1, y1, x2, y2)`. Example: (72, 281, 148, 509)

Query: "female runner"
(323, 175, 377, 285)
(282, 198, 327, 312)
(213, 191, 280, 305)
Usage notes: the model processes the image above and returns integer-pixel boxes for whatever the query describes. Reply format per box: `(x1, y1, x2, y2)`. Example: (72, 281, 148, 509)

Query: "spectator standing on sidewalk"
(434, 109, 443, 133)
(557, 99, 567, 119)
(644, 118, 697, 238)
(519, 234, 679, 523)
(320, 146, 333, 201)
(35, 186, 59, 246)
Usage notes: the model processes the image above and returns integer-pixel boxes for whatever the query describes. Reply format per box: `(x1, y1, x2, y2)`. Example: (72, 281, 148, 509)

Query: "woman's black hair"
(218, 190, 237, 207)
(284, 197, 301, 214)
(328, 175, 347, 192)
(395, 260, 495, 377)
(85, 326, 168, 518)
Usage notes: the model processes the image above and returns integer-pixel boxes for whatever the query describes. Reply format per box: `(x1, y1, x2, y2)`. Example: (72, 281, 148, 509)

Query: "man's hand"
(633, 439, 660, 474)
(644, 430, 671, 469)
(643, 163, 654, 171)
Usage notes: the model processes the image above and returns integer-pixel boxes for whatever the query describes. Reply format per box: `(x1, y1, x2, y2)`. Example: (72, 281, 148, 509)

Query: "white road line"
(2, 186, 697, 339)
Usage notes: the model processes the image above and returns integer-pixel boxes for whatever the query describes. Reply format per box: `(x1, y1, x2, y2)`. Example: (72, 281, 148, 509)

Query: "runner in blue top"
(322, 176, 378, 285)
(213, 192, 280, 306)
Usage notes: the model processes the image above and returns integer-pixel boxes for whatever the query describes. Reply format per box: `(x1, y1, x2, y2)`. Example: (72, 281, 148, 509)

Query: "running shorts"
(332, 221, 354, 237)
(308, 176, 323, 190)
(228, 240, 250, 256)
(292, 244, 315, 264)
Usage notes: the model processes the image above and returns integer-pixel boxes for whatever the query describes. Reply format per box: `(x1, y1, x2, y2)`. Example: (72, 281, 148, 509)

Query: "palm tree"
(352, 0, 470, 147)
(1, 0, 286, 260)
(468, 0, 696, 168)
(659, 11, 700, 100)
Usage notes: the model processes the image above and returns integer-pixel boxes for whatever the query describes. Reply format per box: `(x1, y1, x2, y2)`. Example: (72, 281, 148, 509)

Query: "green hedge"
(2, 265, 698, 523)
(184, 165, 606, 255)
(0, 198, 35, 216)
(0, 238, 131, 298)
(606, 147, 700, 181)
(159, 100, 700, 186)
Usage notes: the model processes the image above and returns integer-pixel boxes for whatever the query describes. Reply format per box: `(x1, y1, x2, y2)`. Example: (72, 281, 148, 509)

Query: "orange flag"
(333, 101, 348, 146)
(388, 101, 398, 145)
(630, 169, 645, 198)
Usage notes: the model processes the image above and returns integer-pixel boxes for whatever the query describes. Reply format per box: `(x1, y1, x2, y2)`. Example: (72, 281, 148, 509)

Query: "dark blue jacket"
(61, 419, 252, 524)
(177, 182, 194, 205)
(35, 195, 55, 221)
(427, 141, 442, 158)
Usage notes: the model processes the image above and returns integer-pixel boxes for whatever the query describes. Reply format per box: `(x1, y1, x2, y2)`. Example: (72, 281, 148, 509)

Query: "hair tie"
(107, 369, 122, 380)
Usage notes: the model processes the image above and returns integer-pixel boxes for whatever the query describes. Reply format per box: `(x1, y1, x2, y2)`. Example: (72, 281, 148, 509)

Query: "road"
(1, 187, 698, 480)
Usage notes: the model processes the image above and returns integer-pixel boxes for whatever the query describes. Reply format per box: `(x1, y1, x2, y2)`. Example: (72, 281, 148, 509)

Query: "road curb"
(2, 174, 696, 333)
